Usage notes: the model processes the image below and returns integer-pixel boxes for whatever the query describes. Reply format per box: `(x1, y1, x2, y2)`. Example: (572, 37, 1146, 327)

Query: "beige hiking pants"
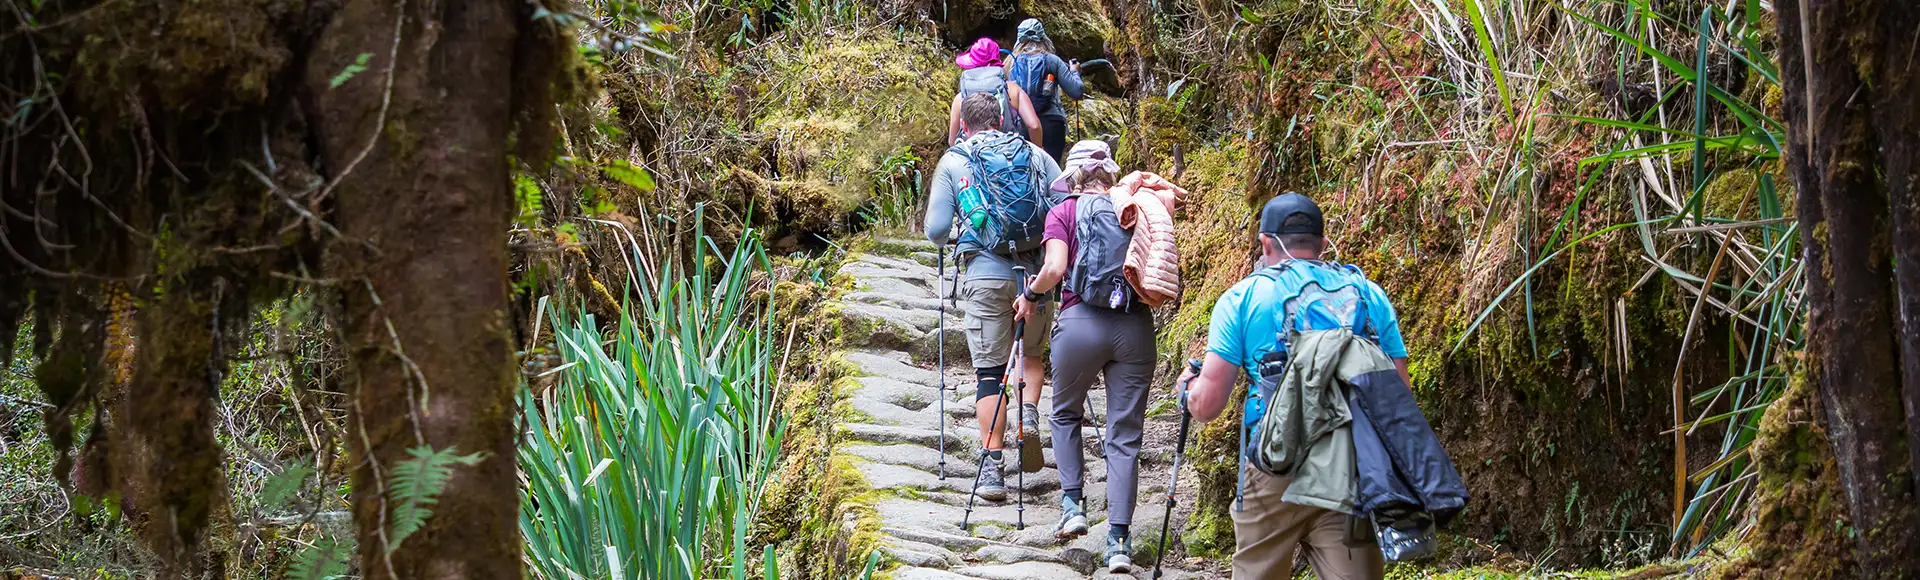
(1231, 466, 1385, 580)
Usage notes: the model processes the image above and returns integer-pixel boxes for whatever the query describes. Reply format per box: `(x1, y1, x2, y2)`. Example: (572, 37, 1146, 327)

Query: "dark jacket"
(1347, 359, 1467, 524)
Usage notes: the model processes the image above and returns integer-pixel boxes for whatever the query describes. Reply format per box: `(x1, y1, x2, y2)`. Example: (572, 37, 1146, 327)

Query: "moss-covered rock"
(1016, 0, 1115, 59)
(1710, 362, 1853, 579)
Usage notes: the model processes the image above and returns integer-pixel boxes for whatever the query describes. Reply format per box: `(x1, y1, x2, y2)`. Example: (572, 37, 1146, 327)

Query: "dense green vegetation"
(3, 0, 1916, 577)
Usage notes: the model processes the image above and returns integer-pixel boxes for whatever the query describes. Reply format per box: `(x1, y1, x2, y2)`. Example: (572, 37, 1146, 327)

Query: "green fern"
(258, 461, 315, 512)
(328, 52, 372, 89)
(286, 535, 351, 580)
(386, 445, 488, 554)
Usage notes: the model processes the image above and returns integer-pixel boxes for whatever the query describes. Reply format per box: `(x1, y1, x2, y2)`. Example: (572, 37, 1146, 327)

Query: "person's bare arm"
(1009, 83, 1043, 143)
(947, 94, 963, 145)
(1395, 358, 1412, 392)
(1181, 352, 1243, 422)
(1032, 238, 1069, 293)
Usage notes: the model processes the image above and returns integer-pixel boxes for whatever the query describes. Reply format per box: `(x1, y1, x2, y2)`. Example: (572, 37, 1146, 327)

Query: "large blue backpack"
(1006, 53, 1055, 117)
(951, 131, 1052, 254)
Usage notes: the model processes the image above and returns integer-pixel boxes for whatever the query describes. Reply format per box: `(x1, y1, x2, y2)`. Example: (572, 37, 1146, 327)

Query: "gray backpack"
(1064, 194, 1136, 310)
(958, 66, 1022, 134)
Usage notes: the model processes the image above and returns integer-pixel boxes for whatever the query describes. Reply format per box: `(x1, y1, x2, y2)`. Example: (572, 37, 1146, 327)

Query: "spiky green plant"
(518, 213, 786, 580)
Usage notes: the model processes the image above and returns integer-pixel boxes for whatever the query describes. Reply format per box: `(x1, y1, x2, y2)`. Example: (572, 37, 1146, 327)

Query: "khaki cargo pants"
(1232, 466, 1385, 580)
(960, 277, 1053, 368)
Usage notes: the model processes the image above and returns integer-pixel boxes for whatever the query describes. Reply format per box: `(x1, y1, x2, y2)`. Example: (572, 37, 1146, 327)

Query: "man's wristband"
(1024, 290, 1047, 303)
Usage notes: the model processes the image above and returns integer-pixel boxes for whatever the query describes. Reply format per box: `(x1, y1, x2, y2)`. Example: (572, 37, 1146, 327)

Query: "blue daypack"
(951, 131, 1052, 254)
(1007, 53, 1055, 117)
(1243, 260, 1380, 437)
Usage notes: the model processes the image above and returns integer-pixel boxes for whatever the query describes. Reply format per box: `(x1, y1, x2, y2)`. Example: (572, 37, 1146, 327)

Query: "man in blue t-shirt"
(1174, 193, 1408, 580)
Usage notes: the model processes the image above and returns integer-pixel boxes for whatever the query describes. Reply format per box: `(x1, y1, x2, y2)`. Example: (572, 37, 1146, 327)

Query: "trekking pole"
(937, 249, 948, 480)
(961, 365, 1011, 532)
(961, 271, 1018, 534)
(1152, 358, 1206, 579)
(1010, 265, 1030, 531)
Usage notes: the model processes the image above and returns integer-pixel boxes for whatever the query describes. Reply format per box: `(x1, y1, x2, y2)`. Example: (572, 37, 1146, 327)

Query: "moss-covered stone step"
(843, 351, 942, 387)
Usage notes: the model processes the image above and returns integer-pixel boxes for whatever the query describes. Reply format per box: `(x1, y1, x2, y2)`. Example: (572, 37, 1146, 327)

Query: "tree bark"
(1872, 0, 1920, 499)
(1779, 0, 1920, 575)
(307, 1, 524, 577)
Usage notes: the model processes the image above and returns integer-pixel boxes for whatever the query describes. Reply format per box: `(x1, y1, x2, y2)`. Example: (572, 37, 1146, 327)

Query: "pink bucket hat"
(955, 37, 1003, 69)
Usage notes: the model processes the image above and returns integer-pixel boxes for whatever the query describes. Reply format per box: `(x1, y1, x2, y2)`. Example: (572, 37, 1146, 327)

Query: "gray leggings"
(1048, 304, 1156, 525)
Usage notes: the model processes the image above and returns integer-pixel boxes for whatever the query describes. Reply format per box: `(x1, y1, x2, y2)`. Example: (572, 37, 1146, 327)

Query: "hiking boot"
(1105, 528, 1133, 573)
(974, 454, 1007, 501)
(1055, 496, 1090, 539)
(1018, 402, 1043, 473)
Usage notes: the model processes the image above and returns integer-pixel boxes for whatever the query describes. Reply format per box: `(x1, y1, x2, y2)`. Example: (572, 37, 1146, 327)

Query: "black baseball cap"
(1259, 192, 1324, 236)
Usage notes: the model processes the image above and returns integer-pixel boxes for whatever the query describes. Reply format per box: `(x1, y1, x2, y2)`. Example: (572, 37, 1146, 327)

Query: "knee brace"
(974, 365, 1007, 401)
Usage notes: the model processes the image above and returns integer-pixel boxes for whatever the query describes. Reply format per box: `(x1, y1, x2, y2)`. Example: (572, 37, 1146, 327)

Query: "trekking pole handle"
(1175, 358, 1203, 409)
(1012, 266, 1028, 341)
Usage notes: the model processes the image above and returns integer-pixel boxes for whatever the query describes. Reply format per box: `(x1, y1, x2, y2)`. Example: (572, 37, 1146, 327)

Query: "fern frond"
(386, 445, 489, 554)
(286, 535, 351, 580)
(259, 460, 315, 512)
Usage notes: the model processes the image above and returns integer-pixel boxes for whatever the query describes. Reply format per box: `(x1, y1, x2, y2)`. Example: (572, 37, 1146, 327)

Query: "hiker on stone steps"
(948, 38, 1045, 147)
(1011, 140, 1158, 574)
(924, 93, 1062, 502)
(1006, 19, 1086, 164)
(1176, 194, 1411, 580)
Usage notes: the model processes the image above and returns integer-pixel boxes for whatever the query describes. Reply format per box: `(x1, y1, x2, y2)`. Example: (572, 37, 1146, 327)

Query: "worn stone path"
(829, 237, 1216, 580)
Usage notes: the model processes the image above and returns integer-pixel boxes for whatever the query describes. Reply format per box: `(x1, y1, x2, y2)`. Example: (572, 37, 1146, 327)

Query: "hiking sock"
(1064, 488, 1083, 502)
(988, 450, 1003, 461)
(1110, 524, 1129, 537)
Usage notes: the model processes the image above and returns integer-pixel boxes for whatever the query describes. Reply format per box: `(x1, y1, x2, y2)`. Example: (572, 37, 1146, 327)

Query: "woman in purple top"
(1012, 140, 1157, 574)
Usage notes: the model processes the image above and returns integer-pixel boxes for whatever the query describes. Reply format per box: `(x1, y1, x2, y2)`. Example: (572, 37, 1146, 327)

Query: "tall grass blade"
(1463, 0, 1512, 114)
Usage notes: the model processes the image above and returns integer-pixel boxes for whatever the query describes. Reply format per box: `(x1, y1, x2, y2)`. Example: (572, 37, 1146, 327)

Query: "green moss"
(852, 237, 936, 261)
(1017, 0, 1116, 57)
(1155, 140, 1255, 360)
(748, 34, 955, 235)
(1702, 169, 1759, 219)
(74, 0, 292, 113)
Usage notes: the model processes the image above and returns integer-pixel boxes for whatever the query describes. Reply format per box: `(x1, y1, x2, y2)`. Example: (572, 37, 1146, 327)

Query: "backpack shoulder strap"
(1251, 258, 1296, 281)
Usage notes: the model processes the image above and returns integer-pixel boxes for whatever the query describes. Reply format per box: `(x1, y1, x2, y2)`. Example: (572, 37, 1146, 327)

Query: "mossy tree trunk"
(1874, 0, 1920, 492)
(307, 1, 526, 577)
(127, 284, 230, 577)
(1778, 0, 1920, 575)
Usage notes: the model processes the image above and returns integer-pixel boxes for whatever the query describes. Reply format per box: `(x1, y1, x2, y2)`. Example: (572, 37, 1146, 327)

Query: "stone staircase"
(827, 237, 1216, 580)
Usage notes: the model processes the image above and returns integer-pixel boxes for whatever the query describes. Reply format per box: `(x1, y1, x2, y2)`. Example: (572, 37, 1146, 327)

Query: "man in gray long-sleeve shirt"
(926, 94, 1062, 500)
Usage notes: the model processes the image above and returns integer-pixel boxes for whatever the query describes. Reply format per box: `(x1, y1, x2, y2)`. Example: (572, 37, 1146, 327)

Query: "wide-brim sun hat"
(956, 37, 1003, 69)
(1017, 19, 1049, 44)
(1050, 140, 1123, 193)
